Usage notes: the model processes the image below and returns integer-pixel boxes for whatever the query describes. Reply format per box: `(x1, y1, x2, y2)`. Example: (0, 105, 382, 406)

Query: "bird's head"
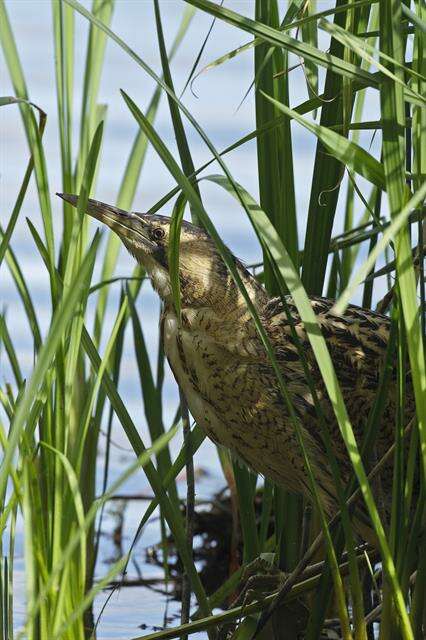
(58, 194, 266, 312)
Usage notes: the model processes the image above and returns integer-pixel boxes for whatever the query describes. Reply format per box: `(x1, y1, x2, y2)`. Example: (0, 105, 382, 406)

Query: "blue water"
(1, 1, 391, 637)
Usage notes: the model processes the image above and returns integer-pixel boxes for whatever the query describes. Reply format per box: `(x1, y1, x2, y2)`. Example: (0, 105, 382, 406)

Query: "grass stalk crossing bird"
(58, 193, 415, 542)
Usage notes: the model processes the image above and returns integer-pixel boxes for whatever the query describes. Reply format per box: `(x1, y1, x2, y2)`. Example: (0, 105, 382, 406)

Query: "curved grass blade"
(333, 183, 426, 315)
(261, 91, 386, 190)
(0, 3, 55, 271)
(192, 0, 377, 91)
(0, 98, 46, 268)
(319, 18, 425, 105)
(180, 4, 217, 98)
(0, 315, 23, 388)
(184, 0, 377, 86)
(301, 0, 319, 107)
(0, 226, 43, 351)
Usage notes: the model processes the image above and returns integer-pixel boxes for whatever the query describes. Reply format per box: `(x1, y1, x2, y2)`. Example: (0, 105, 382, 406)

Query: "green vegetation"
(1, 1, 424, 639)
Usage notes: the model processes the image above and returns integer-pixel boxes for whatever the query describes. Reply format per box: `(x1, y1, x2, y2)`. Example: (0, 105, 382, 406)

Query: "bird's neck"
(167, 266, 269, 345)
(141, 252, 268, 323)
(185, 259, 267, 316)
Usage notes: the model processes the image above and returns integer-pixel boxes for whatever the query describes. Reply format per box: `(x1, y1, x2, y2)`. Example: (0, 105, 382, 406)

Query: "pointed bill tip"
(56, 192, 78, 207)
(56, 193, 136, 230)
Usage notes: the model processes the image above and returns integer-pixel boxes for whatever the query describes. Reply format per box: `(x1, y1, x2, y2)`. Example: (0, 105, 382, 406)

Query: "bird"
(58, 193, 415, 537)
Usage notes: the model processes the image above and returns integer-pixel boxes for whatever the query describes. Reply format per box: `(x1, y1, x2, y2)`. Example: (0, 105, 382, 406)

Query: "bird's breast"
(160, 307, 311, 494)
(162, 306, 345, 511)
(161, 308, 237, 450)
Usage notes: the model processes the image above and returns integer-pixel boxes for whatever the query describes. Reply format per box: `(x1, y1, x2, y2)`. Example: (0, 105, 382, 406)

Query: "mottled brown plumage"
(60, 194, 415, 535)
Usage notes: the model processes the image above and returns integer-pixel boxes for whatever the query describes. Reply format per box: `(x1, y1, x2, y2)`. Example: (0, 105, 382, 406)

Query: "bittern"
(59, 194, 415, 537)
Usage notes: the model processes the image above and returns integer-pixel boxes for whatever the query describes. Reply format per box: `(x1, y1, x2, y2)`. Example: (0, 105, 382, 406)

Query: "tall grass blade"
(0, 233, 100, 508)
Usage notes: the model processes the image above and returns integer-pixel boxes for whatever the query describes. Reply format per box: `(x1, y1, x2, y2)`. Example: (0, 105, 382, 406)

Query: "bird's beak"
(57, 193, 155, 249)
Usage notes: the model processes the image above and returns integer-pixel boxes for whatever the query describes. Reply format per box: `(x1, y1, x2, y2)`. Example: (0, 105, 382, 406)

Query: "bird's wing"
(257, 295, 397, 455)
(263, 295, 391, 385)
(266, 296, 416, 509)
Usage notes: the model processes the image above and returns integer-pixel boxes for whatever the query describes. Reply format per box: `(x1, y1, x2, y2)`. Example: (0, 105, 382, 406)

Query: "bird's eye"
(151, 227, 165, 241)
